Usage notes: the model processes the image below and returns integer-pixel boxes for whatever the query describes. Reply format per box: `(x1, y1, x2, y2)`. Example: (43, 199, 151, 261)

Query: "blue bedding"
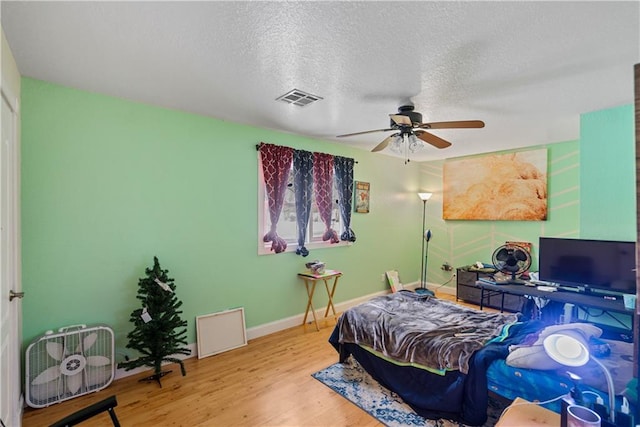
(487, 358, 572, 412)
(487, 338, 635, 413)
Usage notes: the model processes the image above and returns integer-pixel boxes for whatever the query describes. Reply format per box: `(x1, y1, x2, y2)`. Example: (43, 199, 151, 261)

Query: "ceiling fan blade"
(371, 134, 398, 152)
(414, 130, 452, 149)
(419, 120, 485, 129)
(337, 128, 393, 137)
(390, 114, 413, 126)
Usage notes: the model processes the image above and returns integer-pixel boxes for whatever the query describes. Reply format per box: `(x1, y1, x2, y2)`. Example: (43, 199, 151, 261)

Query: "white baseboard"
(114, 288, 391, 380)
(114, 342, 198, 380)
(245, 289, 392, 340)
(404, 281, 455, 296)
(114, 282, 455, 380)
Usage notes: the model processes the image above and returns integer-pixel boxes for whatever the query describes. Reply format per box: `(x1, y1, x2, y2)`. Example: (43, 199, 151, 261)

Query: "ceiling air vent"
(276, 89, 323, 107)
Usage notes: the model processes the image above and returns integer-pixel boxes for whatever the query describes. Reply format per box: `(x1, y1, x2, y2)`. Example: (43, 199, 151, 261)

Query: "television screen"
(538, 237, 636, 294)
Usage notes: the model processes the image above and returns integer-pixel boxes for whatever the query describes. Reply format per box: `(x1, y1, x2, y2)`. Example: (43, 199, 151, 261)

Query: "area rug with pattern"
(312, 358, 505, 427)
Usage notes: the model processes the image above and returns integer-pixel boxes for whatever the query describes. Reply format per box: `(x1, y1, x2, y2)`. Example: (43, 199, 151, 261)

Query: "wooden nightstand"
(496, 397, 560, 426)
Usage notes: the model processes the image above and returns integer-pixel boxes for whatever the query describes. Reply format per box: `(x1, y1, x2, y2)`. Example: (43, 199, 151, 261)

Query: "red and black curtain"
(259, 142, 356, 255)
(259, 143, 293, 253)
(313, 152, 339, 244)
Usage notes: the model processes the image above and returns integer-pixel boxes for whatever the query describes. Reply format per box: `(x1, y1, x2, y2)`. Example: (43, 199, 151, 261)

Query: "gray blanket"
(335, 292, 518, 374)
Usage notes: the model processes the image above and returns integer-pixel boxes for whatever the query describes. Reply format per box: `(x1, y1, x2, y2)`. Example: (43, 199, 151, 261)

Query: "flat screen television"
(538, 237, 636, 294)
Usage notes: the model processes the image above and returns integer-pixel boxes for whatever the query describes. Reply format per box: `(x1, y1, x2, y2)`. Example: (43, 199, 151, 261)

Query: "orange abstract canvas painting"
(443, 149, 547, 220)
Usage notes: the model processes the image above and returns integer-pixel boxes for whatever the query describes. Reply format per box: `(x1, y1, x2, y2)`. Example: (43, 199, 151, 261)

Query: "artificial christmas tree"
(118, 256, 190, 386)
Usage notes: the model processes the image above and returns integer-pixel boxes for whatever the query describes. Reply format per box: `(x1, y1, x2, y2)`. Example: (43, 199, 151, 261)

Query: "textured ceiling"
(2, 1, 639, 161)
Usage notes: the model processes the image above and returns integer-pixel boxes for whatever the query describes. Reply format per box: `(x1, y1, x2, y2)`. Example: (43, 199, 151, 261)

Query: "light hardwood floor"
(22, 292, 480, 426)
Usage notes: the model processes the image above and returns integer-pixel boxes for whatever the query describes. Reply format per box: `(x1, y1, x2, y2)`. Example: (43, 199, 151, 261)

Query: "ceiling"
(2, 1, 639, 162)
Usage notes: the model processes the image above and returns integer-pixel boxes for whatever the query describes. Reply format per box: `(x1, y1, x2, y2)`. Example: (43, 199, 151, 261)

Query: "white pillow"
(505, 323, 603, 370)
(534, 323, 602, 345)
(506, 344, 563, 370)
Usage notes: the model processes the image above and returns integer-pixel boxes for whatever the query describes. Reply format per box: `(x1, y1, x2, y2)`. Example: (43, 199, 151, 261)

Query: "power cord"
(499, 393, 566, 420)
(432, 272, 456, 292)
(581, 390, 604, 405)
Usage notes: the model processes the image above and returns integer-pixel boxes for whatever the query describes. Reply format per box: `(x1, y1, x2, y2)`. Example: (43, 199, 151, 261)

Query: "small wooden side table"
(495, 397, 560, 426)
(298, 270, 342, 331)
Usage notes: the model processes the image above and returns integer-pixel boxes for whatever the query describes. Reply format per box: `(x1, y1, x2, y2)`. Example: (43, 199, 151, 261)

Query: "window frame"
(257, 156, 351, 255)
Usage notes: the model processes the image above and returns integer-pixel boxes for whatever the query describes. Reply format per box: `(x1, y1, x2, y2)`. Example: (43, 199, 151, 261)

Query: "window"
(257, 143, 355, 256)
(258, 162, 347, 255)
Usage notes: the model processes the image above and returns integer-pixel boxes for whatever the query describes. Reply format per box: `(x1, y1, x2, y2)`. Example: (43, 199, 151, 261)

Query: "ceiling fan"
(337, 105, 485, 155)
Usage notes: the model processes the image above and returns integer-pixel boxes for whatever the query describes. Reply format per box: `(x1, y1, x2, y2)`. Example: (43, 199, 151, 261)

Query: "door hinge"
(9, 290, 24, 301)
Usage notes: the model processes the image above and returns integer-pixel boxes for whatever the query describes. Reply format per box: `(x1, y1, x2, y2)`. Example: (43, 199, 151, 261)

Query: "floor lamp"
(417, 192, 434, 296)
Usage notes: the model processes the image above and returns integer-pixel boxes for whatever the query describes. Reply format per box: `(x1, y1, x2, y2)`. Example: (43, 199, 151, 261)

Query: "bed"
(329, 291, 635, 425)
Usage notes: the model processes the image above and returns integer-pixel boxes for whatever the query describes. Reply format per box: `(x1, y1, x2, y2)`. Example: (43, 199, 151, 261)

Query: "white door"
(0, 79, 22, 426)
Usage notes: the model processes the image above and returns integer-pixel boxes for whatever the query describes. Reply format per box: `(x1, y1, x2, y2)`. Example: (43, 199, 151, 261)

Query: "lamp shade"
(418, 192, 433, 201)
(542, 327, 616, 423)
(542, 331, 590, 367)
(407, 134, 426, 153)
(389, 134, 404, 154)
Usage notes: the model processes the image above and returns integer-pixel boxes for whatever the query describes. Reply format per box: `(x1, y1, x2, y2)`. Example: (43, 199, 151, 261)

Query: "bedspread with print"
(335, 292, 518, 373)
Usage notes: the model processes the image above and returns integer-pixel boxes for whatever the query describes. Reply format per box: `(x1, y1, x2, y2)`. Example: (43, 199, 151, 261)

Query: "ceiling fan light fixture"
(407, 133, 426, 153)
(389, 133, 426, 155)
(336, 104, 484, 160)
(388, 134, 405, 154)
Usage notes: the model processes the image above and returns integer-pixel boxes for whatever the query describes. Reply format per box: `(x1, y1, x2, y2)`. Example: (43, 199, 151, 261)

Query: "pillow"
(534, 323, 602, 344)
(505, 323, 603, 370)
(506, 344, 563, 370)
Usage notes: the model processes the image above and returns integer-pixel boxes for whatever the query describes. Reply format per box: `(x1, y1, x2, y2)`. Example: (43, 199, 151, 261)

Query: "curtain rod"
(255, 143, 358, 163)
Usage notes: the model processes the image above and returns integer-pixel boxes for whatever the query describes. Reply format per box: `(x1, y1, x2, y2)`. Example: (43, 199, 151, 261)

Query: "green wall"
(580, 104, 636, 240)
(419, 141, 580, 283)
(418, 103, 635, 286)
(20, 78, 425, 353)
(21, 77, 636, 358)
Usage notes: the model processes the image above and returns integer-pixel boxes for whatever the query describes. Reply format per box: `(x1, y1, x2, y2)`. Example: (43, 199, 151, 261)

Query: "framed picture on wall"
(354, 181, 370, 213)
